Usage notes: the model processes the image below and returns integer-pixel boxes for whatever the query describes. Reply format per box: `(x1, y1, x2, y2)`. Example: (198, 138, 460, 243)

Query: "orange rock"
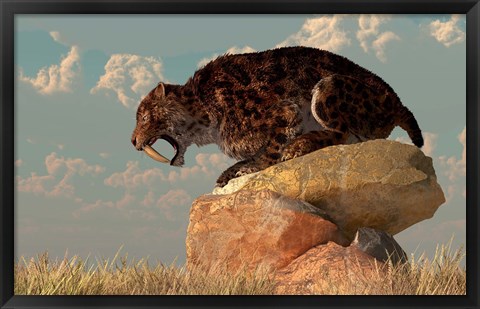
(274, 242, 387, 295)
(186, 189, 349, 273)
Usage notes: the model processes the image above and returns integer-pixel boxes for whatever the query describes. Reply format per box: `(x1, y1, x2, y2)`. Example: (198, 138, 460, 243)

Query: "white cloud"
(73, 199, 114, 218)
(396, 128, 465, 202)
(142, 190, 156, 207)
(276, 15, 350, 52)
(76, 151, 233, 220)
(429, 15, 465, 47)
(156, 189, 192, 221)
(421, 132, 438, 157)
(103, 161, 168, 190)
(197, 45, 256, 68)
(371, 31, 400, 63)
(394, 136, 410, 144)
(357, 15, 390, 52)
(99, 152, 111, 159)
(90, 54, 165, 108)
(81, 160, 196, 220)
(439, 127, 466, 181)
(19, 45, 81, 94)
(356, 15, 399, 63)
(16, 174, 55, 195)
(82, 153, 232, 216)
(443, 184, 459, 204)
(49, 31, 69, 46)
(49, 31, 62, 42)
(168, 152, 234, 180)
(393, 131, 438, 157)
(227, 46, 257, 55)
(16, 152, 105, 199)
(116, 193, 136, 209)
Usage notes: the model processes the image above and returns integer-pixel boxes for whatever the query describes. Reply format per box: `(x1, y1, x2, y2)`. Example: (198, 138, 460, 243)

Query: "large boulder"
(186, 140, 445, 292)
(212, 140, 445, 239)
(186, 189, 349, 273)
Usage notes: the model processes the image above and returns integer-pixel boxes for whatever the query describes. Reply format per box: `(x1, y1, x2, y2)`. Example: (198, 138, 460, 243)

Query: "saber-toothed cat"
(131, 46, 423, 187)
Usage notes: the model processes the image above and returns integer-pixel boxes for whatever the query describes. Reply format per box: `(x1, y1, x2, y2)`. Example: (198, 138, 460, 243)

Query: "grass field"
(14, 242, 466, 295)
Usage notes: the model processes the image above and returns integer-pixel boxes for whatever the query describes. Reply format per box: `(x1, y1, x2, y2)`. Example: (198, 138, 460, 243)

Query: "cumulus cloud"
(49, 31, 69, 46)
(421, 132, 439, 157)
(357, 15, 389, 52)
(397, 128, 465, 202)
(16, 152, 105, 200)
(80, 160, 196, 220)
(371, 31, 400, 63)
(90, 54, 165, 108)
(227, 46, 257, 55)
(49, 31, 62, 42)
(100, 161, 171, 215)
(429, 14, 465, 47)
(104, 161, 168, 190)
(197, 45, 256, 68)
(105, 153, 233, 192)
(393, 131, 438, 157)
(116, 193, 136, 209)
(16, 174, 54, 195)
(72, 199, 114, 217)
(168, 152, 234, 180)
(19, 45, 81, 94)
(75, 151, 233, 220)
(156, 189, 192, 221)
(356, 15, 400, 63)
(276, 15, 350, 52)
(80, 152, 233, 217)
(99, 152, 111, 159)
(439, 127, 466, 181)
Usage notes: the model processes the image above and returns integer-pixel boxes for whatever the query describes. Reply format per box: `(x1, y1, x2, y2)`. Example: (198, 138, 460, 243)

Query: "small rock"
(351, 227, 408, 265)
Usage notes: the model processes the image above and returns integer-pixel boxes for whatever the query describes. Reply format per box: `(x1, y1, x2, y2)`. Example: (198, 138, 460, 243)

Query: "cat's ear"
(154, 82, 166, 99)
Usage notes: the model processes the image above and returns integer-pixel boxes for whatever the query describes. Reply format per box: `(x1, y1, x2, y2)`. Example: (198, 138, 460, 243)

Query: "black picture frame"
(1, 0, 479, 308)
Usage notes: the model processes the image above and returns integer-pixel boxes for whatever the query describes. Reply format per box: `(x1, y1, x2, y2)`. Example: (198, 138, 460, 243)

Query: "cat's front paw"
(215, 170, 236, 188)
(215, 161, 259, 188)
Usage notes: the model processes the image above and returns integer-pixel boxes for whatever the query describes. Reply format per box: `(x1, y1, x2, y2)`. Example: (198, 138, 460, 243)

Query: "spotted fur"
(131, 46, 423, 187)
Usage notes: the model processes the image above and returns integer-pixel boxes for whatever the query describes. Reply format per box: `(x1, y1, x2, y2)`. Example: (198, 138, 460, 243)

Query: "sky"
(14, 14, 466, 266)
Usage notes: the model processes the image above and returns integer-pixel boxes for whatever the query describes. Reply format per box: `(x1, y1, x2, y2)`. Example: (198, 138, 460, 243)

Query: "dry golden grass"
(14, 249, 275, 295)
(14, 242, 465, 295)
(313, 242, 466, 295)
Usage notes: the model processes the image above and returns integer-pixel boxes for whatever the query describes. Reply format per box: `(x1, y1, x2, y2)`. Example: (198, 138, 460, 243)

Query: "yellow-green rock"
(212, 140, 445, 239)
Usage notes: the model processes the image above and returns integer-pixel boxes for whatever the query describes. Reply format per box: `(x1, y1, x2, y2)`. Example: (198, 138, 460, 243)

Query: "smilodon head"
(131, 83, 191, 167)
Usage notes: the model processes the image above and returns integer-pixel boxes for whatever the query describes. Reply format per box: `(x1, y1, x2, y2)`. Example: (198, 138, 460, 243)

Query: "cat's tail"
(394, 97, 424, 148)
